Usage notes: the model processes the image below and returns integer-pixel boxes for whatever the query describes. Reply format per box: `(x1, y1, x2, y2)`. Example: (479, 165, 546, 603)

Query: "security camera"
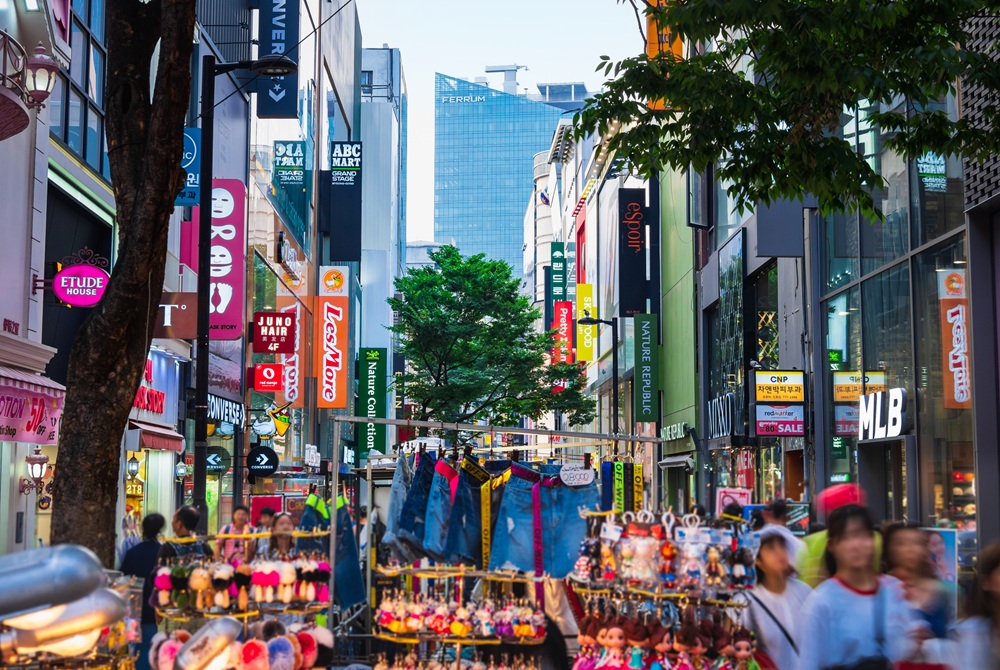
(748, 360, 763, 370)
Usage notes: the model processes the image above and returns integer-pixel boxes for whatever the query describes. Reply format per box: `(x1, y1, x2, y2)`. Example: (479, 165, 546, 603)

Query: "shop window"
(753, 263, 779, 369)
(858, 101, 910, 274)
(823, 286, 862, 483)
(911, 96, 965, 247)
(361, 70, 373, 95)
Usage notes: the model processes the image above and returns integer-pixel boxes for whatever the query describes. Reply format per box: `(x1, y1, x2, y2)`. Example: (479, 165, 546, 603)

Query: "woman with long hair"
(882, 522, 952, 639)
(267, 512, 297, 558)
(798, 504, 922, 670)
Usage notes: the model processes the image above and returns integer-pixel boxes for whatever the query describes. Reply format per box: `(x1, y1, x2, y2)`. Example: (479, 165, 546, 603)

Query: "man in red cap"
(797, 484, 883, 587)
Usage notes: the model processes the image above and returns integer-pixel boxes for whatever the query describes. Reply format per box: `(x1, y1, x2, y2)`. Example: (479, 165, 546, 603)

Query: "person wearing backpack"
(216, 504, 253, 564)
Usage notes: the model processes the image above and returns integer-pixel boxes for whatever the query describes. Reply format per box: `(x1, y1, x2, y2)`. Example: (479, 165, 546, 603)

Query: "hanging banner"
(256, 0, 299, 118)
(552, 301, 574, 365)
(576, 283, 595, 361)
(633, 314, 659, 422)
(0, 383, 63, 445)
(192, 179, 247, 340)
(618, 188, 648, 316)
(315, 266, 350, 409)
(272, 141, 310, 247)
(551, 242, 567, 312)
(274, 297, 305, 409)
(360, 348, 388, 460)
(938, 269, 971, 409)
(754, 370, 804, 403)
(175, 128, 201, 206)
(318, 142, 363, 262)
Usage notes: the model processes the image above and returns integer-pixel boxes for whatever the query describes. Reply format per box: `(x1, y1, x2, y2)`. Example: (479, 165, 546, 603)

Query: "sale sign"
(0, 384, 63, 445)
(253, 311, 296, 354)
(315, 267, 350, 409)
(192, 180, 247, 340)
(254, 364, 285, 393)
(755, 403, 805, 436)
(938, 269, 971, 409)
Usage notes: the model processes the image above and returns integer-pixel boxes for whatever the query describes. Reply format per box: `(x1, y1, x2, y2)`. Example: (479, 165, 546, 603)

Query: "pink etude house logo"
(52, 264, 109, 307)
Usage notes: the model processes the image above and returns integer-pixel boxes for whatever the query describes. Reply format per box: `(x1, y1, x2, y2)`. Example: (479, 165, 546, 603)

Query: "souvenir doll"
(704, 547, 725, 587)
(631, 536, 661, 585)
(659, 541, 678, 588)
(601, 542, 618, 581)
(624, 619, 650, 670)
(673, 620, 711, 670)
(711, 629, 733, 670)
(680, 545, 703, 588)
(596, 618, 628, 670)
(594, 616, 611, 664)
(645, 623, 672, 670)
(573, 615, 598, 670)
(728, 549, 755, 589)
(715, 629, 760, 670)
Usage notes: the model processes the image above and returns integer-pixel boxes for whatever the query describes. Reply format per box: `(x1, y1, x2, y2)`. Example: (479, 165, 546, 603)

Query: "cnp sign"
(859, 388, 908, 441)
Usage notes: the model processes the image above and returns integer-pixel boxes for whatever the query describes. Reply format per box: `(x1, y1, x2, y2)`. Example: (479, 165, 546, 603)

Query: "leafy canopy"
(389, 246, 595, 427)
(576, 0, 1000, 217)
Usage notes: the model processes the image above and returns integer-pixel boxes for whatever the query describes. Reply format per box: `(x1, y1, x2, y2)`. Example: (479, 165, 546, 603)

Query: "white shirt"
(739, 578, 812, 670)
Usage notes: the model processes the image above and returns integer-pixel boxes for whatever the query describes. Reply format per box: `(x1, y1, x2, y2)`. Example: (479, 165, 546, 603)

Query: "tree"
(51, 0, 197, 565)
(577, 0, 1000, 217)
(388, 246, 596, 431)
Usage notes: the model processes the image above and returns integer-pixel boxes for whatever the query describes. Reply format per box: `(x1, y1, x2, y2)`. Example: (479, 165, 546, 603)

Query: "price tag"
(600, 521, 624, 543)
(560, 464, 596, 487)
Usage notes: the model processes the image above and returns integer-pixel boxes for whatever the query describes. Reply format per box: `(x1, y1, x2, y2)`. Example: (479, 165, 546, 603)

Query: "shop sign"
(247, 445, 279, 476)
(755, 404, 804, 436)
(153, 293, 197, 338)
(253, 311, 296, 354)
(0, 386, 62, 445)
(618, 188, 649, 316)
(131, 353, 178, 425)
(707, 393, 737, 440)
(126, 479, 144, 497)
(938, 269, 971, 410)
(833, 371, 886, 403)
(360, 348, 388, 460)
(662, 422, 689, 441)
(735, 450, 755, 490)
(834, 404, 859, 436)
(254, 364, 285, 393)
(552, 301, 574, 365)
(318, 143, 363, 262)
(315, 266, 350, 409)
(175, 128, 201, 206)
(277, 299, 302, 408)
(192, 180, 247, 340)
(207, 394, 245, 429)
(917, 151, 947, 193)
(273, 141, 305, 186)
(754, 370, 804, 403)
(859, 388, 907, 441)
(787, 502, 810, 536)
(52, 263, 109, 308)
(633, 314, 659, 422)
(257, 0, 299, 118)
(716, 487, 753, 513)
(830, 472, 851, 483)
(576, 283, 595, 361)
(205, 446, 231, 473)
(551, 242, 567, 309)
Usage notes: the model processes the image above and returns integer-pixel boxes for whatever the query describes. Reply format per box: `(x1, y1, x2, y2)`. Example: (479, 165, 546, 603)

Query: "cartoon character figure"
(715, 629, 759, 670)
(681, 544, 703, 587)
(659, 541, 678, 588)
(704, 546, 725, 587)
(596, 620, 628, 670)
(601, 542, 618, 581)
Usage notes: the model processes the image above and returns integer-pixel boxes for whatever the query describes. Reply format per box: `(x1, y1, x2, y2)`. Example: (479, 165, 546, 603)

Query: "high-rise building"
(434, 69, 586, 278)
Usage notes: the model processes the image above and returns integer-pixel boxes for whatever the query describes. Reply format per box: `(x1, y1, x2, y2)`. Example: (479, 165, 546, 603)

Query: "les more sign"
(858, 388, 908, 441)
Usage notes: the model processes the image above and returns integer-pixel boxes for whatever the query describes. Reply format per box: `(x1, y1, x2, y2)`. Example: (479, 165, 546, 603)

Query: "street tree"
(577, 0, 1000, 218)
(50, 0, 197, 565)
(388, 246, 596, 432)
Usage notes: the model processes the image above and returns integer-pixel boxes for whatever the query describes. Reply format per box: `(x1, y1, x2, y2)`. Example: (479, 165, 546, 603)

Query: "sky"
(355, 0, 643, 242)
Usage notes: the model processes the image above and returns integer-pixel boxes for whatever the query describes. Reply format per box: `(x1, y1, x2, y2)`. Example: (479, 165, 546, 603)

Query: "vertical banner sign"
(633, 314, 659, 422)
(315, 267, 350, 409)
(550, 242, 566, 313)
(175, 128, 201, 206)
(360, 348, 388, 460)
(938, 269, 971, 409)
(552, 301, 574, 364)
(619, 188, 649, 316)
(192, 179, 246, 339)
(275, 297, 304, 408)
(318, 142, 363, 262)
(257, 0, 299, 118)
(576, 283, 595, 361)
(271, 140, 309, 245)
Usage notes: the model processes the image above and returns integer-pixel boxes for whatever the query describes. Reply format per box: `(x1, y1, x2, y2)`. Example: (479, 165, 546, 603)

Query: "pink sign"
(193, 180, 247, 340)
(0, 386, 63, 445)
(755, 403, 805, 436)
(52, 264, 109, 308)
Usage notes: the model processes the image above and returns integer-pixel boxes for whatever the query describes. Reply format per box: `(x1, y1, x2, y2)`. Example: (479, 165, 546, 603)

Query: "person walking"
(217, 504, 253, 564)
(798, 504, 923, 670)
(265, 512, 298, 558)
(119, 513, 165, 670)
(253, 506, 276, 559)
(737, 527, 811, 670)
(157, 505, 213, 562)
(762, 498, 807, 565)
(798, 484, 883, 587)
(882, 522, 952, 640)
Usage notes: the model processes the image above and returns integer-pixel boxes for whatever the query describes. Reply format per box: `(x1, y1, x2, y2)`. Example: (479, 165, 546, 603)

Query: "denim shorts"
(382, 454, 417, 563)
(422, 460, 459, 562)
(489, 463, 599, 579)
(445, 459, 510, 568)
(396, 452, 436, 558)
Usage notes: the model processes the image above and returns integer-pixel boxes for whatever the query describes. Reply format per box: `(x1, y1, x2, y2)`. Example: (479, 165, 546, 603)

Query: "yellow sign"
(126, 479, 144, 497)
(833, 371, 887, 403)
(576, 284, 596, 362)
(754, 370, 804, 402)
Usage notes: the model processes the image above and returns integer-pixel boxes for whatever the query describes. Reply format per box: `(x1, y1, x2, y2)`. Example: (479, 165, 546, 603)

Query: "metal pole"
(611, 317, 620, 448)
(193, 53, 216, 532)
(365, 458, 373, 661)
(327, 420, 341, 639)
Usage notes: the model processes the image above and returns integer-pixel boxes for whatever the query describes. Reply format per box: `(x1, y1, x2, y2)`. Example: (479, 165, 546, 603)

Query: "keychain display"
(374, 591, 546, 643)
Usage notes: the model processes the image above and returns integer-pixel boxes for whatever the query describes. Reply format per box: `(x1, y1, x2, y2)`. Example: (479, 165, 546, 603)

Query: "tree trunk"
(50, 0, 196, 566)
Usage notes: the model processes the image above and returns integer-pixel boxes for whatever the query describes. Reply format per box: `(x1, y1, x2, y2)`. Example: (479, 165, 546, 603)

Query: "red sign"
(253, 311, 296, 354)
(133, 359, 166, 415)
(254, 364, 285, 393)
(938, 270, 971, 410)
(735, 450, 756, 490)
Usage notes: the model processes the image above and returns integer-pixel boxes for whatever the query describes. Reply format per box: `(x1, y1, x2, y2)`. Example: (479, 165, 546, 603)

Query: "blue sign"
(174, 128, 201, 206)
(257, 0, 300, 119)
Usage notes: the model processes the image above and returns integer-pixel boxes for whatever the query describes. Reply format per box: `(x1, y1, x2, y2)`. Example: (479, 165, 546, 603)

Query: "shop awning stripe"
(0, 365, 66, 397)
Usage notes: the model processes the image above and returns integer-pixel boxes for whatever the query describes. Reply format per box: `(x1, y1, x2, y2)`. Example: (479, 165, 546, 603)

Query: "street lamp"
(126, 455, 140, 480)
(19, 446, 49, 495)
(577, 311, 620, 438)
(194, 53, 297, 531)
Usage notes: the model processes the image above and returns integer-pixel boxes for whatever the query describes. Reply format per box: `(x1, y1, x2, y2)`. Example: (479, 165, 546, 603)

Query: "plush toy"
(189, 566, 212, 610)
(285, 634, 303, 670)
(154, 568, 173, 607)
(157, 637, 183, 670)
(235, 564, 253, 610)
(428, 604, 451, 635)
(314, 562, 331, 603)
(450, 606, 473, 637)
(267, 636, 296, 670)
(148, 631, 169, 670)
(212, 563, 235, 609)
(278, 562, 298, 604)
(170, 565, 191, 610)
(310, 626, 334, 668)
(259, 619, 288, 641)
(242, 639, 269, 670)
(295, 630, 318, 670)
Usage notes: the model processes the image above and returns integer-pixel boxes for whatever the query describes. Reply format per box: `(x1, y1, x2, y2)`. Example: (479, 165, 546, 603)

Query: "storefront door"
(857, 436, 918, 524)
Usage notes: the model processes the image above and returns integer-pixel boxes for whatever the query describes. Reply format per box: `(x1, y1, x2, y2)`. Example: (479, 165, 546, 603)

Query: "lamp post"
(578, 312, 620, 439)
(194, 54, 297, 531)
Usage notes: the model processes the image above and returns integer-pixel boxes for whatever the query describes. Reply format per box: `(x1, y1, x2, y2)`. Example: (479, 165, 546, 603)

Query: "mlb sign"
(254, 364, 285, 393)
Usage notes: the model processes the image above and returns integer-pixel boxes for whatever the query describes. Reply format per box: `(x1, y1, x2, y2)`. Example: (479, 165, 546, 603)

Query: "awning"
(658, 454, 695, 469)
(0, 365, 65, 397)
(127, 420, 184, 453)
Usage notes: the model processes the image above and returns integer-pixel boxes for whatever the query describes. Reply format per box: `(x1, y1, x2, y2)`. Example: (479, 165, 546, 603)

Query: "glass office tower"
(434, 73, 567, 279)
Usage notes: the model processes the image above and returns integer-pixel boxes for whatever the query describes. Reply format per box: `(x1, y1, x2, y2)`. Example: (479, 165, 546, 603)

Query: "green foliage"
(389, 246, 596, 428)
(576, 0, 1000, 218)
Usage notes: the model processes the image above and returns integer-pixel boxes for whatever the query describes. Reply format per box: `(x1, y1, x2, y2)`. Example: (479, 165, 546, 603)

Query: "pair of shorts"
(445, 459, 511, 568)
(382, 454, 416, 563)
(423, 459, 459, 562)
(488, 463, 599, 579)
(396, 452, 436, 558)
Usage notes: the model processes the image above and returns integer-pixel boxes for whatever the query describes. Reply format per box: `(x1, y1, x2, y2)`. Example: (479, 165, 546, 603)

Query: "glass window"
(824, 287, 862, 483)
(70, 20, 86, 86)
(823, 211, 859, 294)
(73, 0, 87, 19)
(49, 75, 66, 140)
(361, 70, 373, 95)
(89, 0, 105, 42)
(88, 45, 104, 106)
(912, 95, 964, 247)
(912, 236, 974, 533)
(67, 90, 84, 153)
(860, 101, 909, 274)
(754, 263, 779, 369)
(86, 105, 101, 168)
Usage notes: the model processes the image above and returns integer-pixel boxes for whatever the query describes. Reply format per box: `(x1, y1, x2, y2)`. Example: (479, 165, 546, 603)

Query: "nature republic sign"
(360, 348, 388, 460)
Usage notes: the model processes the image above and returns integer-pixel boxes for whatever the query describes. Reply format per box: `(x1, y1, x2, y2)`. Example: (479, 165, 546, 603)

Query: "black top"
(120, 540, 161, 625)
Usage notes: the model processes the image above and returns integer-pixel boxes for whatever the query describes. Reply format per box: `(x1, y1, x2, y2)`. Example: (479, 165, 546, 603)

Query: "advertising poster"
(175, 128, 201, 206)
(925, 528, 959, 612)
(716, 487, 753, 514)
(250, 495, 282, 526)
(256, 0, 299, 118)
(937, 269, 971, 409)
(755, 404, 805, 436)
(787, 502, 810, 536)
(552, 301, 574, 365)
(192, 179, 247, 340)
(834, 404, 860, 436)
(315, 266, 350, 409)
